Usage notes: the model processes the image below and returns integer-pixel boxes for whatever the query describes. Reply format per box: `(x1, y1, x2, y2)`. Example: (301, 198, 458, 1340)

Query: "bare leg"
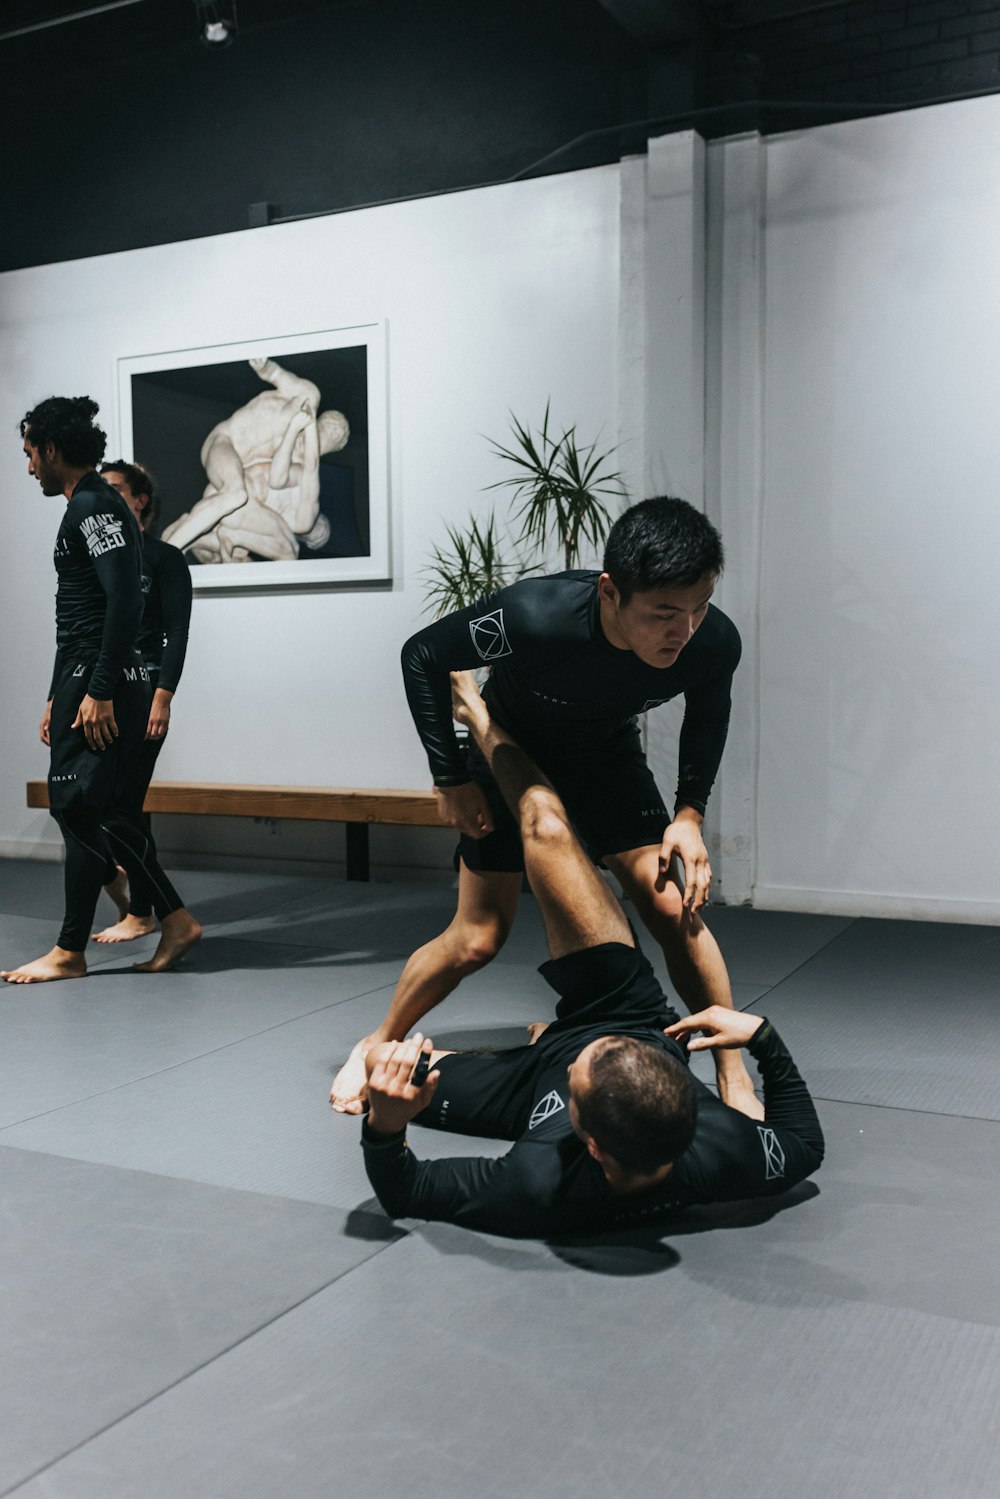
(2, 946, 86, 984)
(103, 866, 129, 920)
(450, 671, 633, 960)
(606, 845, 764, 1121)
(329, 863, 522, 1113)
(132, 909, 202, 972)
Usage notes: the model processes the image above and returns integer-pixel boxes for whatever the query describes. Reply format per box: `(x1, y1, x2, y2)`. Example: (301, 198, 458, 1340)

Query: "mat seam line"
(0, 977, 396, 1132)
(0, 1233, 405, 1498)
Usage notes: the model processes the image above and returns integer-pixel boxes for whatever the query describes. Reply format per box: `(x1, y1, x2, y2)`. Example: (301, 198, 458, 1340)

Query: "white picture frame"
(114, 322, 389, 589)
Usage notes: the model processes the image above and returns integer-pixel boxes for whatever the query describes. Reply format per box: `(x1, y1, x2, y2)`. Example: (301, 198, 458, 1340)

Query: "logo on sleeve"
(80, 513, 126, 558)
(529, 1090, 566, 1129)
(469, 609, 512, 662)
(757, 1126, 786, 1180)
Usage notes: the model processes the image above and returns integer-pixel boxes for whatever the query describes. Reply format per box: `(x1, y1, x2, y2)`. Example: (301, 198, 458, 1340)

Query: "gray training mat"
(756, 915, 1000, 1119)
(11, 1218, 1000, 1499)
(3, 860, 1000, 1499)
(0, 1144, 396, 1495)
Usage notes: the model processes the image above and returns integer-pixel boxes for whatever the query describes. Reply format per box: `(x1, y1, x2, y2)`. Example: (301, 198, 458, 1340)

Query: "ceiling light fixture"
(194, 0, 237, 48)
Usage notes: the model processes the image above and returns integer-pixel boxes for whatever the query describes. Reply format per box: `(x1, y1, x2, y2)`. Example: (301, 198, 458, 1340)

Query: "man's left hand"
(659, 807, 712, 911)
(146, 687, 173, 741)
(367, 1034, 440, 1137)
(72, 695, 117, 751)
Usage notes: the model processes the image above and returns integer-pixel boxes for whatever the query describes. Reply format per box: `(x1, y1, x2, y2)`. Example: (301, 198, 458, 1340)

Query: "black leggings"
(52, 806, 184, 952)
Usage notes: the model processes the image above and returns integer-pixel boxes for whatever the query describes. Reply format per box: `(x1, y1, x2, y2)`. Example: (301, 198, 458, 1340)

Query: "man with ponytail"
(4, 398, 200, 983)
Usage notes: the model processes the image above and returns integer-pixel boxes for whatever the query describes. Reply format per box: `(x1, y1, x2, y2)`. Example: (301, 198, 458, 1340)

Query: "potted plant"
(486, 403, 625, 570)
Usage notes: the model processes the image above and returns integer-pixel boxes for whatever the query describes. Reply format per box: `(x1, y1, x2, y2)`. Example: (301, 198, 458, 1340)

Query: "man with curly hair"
(3, 397, 200, 983)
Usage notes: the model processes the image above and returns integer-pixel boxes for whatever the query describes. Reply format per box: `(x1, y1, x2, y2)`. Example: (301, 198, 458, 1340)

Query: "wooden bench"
(26, 780, 442, 882)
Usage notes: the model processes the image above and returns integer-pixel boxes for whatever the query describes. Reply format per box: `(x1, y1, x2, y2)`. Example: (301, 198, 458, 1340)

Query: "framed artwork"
(115, 324, 389, 588)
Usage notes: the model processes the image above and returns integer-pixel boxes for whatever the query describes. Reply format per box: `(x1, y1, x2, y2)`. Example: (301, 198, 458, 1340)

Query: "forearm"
(675, 700, 731, 815)
(748, 1020, 825, 1161)
(361, 1122, 500, 1223)
(401, 620, 485, 786)
(156, 553, 193, 691)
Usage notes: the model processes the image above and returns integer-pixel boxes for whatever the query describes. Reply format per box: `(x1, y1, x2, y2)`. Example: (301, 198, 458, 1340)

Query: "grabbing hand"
(72, 695, 118, 751)
(659, 810, 712, 912)
(665, 1006, 764, 1052)
(39, 700, 52, 746)
(367, 1034, 440, 1136)
(434, 780, 494, 839)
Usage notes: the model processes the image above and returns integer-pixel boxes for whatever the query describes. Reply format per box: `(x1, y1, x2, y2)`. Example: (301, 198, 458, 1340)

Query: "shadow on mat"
(89, 934, 401, 975)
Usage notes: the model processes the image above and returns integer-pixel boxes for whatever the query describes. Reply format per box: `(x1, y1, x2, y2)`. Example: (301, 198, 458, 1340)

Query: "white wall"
(0, 168, 620, 870)
(750, 97, 1000, 921)
(5, 96, 999, 920)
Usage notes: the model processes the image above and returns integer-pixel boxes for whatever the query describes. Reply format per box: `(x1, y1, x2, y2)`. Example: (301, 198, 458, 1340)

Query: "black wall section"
(4, 0, 998, 274)
(0, 0, 658, 272)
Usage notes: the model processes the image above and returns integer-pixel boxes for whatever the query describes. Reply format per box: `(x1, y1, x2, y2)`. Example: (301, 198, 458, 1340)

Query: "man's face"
(23, 434, 64, 497)
(102, 469, 146, 523)
(598, 572, 716, 669)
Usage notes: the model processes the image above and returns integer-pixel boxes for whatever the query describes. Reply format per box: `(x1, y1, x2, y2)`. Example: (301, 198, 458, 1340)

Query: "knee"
(448, 914, 511, 974)
(519, 786, 573, 853)
(639, 877, 702, 934)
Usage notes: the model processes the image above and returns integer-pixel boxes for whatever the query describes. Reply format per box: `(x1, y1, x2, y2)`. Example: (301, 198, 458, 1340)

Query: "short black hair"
(20, 396, 107, 469)
(603, 496, 724, 604)
(574, 1037, 697, 1175)
(101, 459, 160, 528)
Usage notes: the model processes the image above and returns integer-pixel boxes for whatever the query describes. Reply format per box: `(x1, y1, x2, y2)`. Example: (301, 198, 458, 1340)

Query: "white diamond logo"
(758, 1125, 786, 1180)
(469, 609, 512, 662)
(529, 1089, 566, 1129)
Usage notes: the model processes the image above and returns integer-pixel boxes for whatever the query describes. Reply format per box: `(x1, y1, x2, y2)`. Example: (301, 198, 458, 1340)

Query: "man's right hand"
(664, 1006, 764, 1051)
(72, 695, 118, 751)
(367, 1035, 440, 1136)
(39, 701, 52, 746)
(434, 781, 494, 839)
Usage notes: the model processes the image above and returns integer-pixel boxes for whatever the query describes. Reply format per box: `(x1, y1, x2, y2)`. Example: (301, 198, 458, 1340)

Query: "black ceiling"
(2, 0, 998, 271)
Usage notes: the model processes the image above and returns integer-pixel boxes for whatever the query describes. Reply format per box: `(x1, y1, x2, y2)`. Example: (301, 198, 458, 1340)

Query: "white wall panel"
(0, 169, 619, 867)
(753, 97, 1000, 920)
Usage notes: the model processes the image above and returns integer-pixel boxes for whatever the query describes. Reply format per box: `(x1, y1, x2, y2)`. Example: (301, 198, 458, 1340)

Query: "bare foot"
(717, 1066, 765, 1121)
(526, 1021, 550, 1045)
(449, 670, 489, 737)
(93, 914, 157, 944)
(330, 1035, 375, 1114)
(133, 909, 202, 973)
(104, 866, 130, 921)
(2, 946, 87, 984)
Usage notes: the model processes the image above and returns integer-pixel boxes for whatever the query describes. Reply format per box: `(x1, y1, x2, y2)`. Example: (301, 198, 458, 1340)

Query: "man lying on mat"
(358, 673, 824, 1238)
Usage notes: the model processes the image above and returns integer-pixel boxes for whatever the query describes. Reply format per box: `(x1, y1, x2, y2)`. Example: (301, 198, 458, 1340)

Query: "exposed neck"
(60, 466, 93, 501)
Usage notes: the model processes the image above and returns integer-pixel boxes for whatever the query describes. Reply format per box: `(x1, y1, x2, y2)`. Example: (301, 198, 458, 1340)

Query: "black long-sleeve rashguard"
(137, 535, 192, 691)
(361, 944, 824, 1239)
(401, 572, 741, 815)
(48, 472, 144, 701)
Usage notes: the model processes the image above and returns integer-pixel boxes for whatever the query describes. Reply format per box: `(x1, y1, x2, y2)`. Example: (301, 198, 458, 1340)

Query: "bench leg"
(346, 823, 370, 881)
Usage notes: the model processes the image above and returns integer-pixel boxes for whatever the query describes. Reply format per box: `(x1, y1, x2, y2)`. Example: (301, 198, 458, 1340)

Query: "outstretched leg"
(449, 671, 632, 960)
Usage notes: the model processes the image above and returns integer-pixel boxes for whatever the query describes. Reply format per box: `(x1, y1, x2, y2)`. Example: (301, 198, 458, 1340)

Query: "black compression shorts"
(458, 731, 671, 874)
(48, 652, 150, 812)
(414, 942, 683, 1140)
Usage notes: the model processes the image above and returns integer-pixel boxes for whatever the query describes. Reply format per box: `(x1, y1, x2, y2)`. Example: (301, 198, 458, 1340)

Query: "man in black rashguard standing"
(333, 497, 760, 1119)
(360, 673, 824, 1238)
(3, 398, 199, 984)
(89, 460, 201, 969)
